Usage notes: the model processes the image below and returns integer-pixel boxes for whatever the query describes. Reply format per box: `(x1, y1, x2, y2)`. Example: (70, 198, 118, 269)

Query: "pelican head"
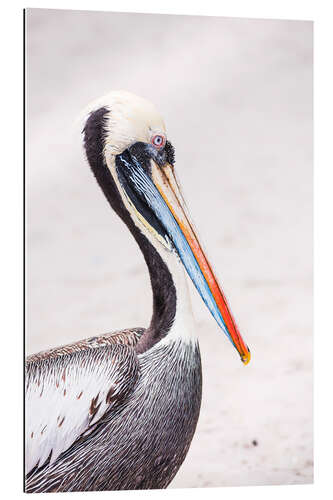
(82, 90, 250, 364)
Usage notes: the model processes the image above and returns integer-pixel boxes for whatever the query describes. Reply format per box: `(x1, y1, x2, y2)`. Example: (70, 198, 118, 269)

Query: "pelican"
(25, 91, 250, 492)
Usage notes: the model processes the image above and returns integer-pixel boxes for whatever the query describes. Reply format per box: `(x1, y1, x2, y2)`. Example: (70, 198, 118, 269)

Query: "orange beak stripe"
(152, 162, 250, 365)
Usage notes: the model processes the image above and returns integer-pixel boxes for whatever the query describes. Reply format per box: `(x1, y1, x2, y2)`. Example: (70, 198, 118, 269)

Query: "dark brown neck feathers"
(83, 108, 177, 354)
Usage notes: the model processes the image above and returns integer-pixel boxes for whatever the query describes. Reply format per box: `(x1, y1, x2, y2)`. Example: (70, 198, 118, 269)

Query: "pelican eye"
(151, 134, 166, 149)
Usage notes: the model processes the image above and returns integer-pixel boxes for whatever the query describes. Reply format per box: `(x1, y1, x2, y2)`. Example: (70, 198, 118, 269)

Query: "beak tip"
(241, 349, 251, 365)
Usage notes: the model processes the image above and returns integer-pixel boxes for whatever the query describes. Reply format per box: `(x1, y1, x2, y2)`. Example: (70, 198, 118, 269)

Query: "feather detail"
(25, 332, 142, 474)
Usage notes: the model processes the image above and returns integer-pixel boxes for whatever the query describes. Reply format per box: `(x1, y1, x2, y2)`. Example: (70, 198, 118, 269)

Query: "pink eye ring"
(151, 134, 166, 148)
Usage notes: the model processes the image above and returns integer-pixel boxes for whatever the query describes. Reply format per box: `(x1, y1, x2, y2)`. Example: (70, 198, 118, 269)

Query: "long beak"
(116, 148, 250, 364)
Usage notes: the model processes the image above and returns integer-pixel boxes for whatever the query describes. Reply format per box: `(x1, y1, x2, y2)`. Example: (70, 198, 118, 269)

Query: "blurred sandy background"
(26, 9, 313, 488)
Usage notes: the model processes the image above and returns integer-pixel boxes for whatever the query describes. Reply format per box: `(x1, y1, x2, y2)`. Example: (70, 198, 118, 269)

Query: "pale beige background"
(26, 9, 313, 488)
